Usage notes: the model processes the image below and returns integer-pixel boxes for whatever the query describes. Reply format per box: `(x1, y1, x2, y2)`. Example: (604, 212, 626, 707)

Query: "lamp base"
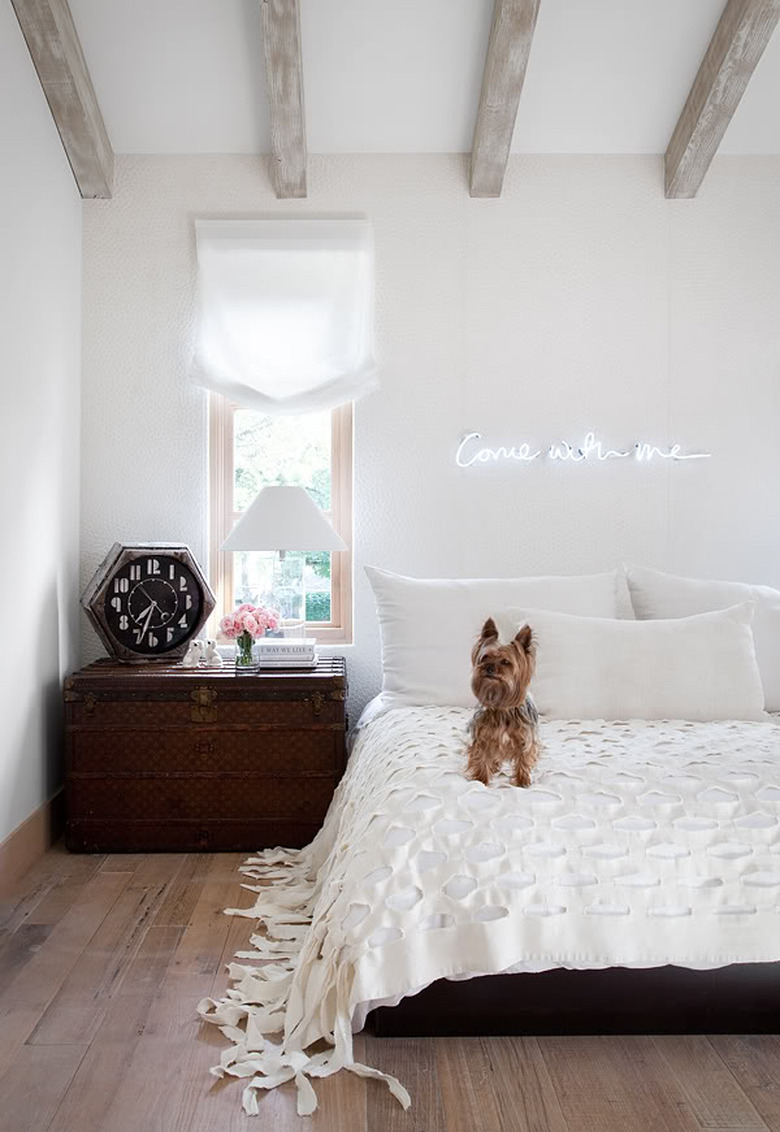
(272, 552, 306, 639)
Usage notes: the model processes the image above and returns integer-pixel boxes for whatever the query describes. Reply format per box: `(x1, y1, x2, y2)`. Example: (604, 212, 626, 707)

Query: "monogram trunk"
(63, 657, 347, 852)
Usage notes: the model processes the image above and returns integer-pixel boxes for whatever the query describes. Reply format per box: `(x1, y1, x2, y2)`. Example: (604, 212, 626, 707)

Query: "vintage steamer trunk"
(64, 657, 347, 852)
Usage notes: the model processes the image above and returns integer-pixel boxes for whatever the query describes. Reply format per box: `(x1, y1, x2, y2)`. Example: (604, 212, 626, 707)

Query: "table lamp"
(220, 485, 347, 637)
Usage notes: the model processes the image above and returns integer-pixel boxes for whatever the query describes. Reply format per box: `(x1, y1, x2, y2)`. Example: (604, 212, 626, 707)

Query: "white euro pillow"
(507, 603, 765, 722)
(626, 565, 780, 712)
(365, 566, 620, 708)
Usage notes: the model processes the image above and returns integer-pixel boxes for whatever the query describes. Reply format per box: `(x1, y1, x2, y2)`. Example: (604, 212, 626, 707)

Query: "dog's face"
(471, 618, 535, 709)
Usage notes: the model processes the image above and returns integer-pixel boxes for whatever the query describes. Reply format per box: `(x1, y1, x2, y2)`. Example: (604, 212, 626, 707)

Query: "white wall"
(0, 3, 82, 843)
(81, 154, 780, 716)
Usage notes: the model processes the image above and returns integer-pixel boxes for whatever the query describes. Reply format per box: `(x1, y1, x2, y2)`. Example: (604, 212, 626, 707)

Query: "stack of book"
(255, 638, 318, 668)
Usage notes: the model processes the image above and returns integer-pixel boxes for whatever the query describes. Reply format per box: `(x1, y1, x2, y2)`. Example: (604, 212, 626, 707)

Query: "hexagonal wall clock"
(81, 543, 216, 663)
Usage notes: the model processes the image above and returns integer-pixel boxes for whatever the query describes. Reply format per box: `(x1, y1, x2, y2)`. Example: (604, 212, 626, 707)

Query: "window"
(209, 395, 353, 643)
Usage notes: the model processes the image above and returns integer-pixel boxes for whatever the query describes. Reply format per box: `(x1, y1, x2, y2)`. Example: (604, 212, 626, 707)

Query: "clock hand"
(139, 602, 157, 643)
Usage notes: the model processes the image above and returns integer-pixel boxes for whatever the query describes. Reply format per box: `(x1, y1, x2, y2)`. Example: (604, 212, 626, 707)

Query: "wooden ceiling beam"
(665, 0, 780, 199)
(10, 0, 113, 199)
(261, 0, 307, 199)
(470, 0, 541, 199)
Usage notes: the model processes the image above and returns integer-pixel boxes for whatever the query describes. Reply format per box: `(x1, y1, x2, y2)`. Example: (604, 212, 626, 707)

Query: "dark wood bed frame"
(370, 965, 780, 1037)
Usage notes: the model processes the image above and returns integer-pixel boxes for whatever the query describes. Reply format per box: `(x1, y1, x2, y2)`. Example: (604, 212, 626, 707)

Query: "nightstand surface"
(64, 656, 347, 853)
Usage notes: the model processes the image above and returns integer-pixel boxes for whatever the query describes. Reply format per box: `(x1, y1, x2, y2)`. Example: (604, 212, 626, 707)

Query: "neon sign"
(456, 431, 712, 469)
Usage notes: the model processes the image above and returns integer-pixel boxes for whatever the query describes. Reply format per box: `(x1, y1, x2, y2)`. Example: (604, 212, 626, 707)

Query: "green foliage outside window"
(234, 411, 331, 512)
(305, 591, 332, 622)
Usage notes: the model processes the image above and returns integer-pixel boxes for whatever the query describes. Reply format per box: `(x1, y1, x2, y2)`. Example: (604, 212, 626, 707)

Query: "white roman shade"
(192, 219, 377, 414)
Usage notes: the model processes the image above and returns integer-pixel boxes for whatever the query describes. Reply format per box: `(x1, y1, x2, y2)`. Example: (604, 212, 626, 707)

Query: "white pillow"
(365, 566, 620, 708)
(626, 565, 780, 712)
(507, 604, 765, 722)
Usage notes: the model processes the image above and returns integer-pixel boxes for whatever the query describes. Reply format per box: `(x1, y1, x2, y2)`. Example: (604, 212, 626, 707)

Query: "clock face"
(103, 554, 204, 656)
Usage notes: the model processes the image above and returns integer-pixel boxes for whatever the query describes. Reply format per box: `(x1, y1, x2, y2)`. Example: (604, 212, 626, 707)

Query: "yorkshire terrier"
(466, 617, 540, 788)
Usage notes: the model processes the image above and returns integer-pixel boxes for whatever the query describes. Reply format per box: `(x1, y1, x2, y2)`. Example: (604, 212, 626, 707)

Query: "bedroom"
(2, 0, 780, 1128)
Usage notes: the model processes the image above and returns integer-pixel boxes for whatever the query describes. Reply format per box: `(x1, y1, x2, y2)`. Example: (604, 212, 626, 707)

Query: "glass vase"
(235, 631, 254, 668)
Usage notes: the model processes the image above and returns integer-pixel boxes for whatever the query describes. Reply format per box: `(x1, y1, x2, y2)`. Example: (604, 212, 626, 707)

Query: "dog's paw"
(512, 773, 532, 789)
(466, 767, 490, 786)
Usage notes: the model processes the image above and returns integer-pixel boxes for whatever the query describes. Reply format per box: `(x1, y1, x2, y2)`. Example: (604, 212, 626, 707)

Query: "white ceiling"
(67, 0, 780, 156)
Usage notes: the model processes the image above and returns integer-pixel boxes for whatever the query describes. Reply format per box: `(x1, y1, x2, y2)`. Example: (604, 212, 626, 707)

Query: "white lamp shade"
(221, 485, 347, 553)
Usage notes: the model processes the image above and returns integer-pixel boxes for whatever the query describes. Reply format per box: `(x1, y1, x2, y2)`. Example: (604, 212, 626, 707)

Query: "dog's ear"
(472, 617, 499, 666)
(479, 617, 499, 643)
(514, 624, 534, 653)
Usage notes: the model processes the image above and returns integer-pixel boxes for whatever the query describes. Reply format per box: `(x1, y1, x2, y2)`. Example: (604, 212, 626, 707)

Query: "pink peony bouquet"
(220, 603, 280, 666)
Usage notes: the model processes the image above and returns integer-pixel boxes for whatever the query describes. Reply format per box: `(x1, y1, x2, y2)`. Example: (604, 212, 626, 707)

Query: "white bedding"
(199, 705, 780, 1115)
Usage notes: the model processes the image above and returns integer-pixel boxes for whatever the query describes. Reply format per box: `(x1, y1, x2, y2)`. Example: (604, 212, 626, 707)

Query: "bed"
(199, 700, 780, 1115)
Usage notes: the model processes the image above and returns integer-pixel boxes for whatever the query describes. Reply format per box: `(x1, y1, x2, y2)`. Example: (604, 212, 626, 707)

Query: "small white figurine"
(203, 639, 223, 667)
(181, 639, 205, 668)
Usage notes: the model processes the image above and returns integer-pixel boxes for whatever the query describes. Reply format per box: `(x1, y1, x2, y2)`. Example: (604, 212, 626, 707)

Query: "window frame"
(208, 393, 353, 645)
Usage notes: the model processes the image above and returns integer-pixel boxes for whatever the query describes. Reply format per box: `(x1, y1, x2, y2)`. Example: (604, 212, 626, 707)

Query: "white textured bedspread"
(199, 707, 780, 1115)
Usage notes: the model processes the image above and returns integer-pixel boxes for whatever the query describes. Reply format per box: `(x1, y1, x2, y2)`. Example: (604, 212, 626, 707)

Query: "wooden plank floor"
(2, 845, 779, 1131)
